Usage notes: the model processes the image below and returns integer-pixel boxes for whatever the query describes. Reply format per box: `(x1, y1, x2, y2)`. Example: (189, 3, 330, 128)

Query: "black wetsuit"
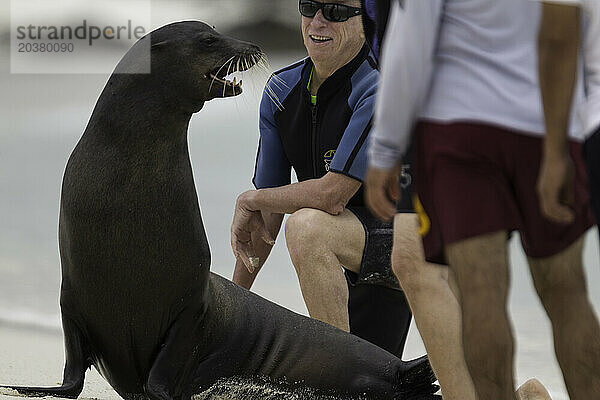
(253, 44, 412, 357)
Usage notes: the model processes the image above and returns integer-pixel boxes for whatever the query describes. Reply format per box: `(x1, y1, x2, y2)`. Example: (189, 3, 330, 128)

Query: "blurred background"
(0, 1, 599, 399)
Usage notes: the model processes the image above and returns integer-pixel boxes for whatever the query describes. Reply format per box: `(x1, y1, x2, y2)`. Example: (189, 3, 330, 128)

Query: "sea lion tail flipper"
(0, 317, 91, 399)
(394, 354, 440, 399)
(0, 383, 84, 399)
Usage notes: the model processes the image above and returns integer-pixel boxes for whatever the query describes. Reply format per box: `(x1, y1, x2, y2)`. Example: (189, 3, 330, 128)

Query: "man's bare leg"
(528, 237, 600, 400)
(392, 214, 476, 400)
(446, 231, 517, 400)
(285, 208, 364, 331)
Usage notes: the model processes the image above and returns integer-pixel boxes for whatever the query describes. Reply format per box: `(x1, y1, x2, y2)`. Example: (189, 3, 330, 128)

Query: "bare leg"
(516, 379, 552, 400)
(392, 214, 476, 400)
(527, 237, 600, 400)
(285, 208, 364, 331)
(446, 268, 461, 303)
(446, 231, 516, 400)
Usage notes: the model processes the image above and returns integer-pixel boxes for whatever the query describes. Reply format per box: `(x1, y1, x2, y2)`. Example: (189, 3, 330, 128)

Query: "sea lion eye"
(196, 33, 218, 45)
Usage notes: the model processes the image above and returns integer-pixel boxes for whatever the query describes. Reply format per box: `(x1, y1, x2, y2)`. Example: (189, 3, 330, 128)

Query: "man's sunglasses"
(299, 0, 362, 23)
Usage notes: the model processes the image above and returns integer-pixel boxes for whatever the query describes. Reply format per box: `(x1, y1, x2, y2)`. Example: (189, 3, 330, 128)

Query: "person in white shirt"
(536, 0, 600, 234)
(364, 1, 600, 399)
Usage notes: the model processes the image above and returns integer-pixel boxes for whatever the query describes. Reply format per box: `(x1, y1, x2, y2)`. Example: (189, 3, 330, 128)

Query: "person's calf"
(528, 238, 600, 399)
(392, 215, 476, 400)
(391, 214, 448, 297)
(447, 232, 516, 400)
(460, 286, 516, 400)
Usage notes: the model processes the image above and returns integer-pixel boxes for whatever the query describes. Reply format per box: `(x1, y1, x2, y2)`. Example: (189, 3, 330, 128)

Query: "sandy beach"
(0, 325, 120, 400)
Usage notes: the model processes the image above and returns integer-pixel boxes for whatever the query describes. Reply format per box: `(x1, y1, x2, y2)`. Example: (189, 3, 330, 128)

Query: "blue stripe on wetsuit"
(252, 60, 305, 189)
(328, 62, 378, 182)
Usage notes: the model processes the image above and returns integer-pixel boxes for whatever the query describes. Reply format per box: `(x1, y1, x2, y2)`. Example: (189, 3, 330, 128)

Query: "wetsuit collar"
(302, 43, 372, 103)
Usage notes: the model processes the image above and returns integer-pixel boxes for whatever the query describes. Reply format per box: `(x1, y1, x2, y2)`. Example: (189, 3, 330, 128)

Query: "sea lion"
(0, 21, 436, 400)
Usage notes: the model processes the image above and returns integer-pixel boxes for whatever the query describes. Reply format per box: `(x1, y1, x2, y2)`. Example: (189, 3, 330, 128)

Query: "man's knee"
(391, 244, 431, 294)
(528, 238, 587, 307)
(285, 208, 329, 259)
(390, 215, 429, 292)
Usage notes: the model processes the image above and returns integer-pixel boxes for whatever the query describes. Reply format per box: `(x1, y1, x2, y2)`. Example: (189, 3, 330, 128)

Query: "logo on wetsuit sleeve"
(324, 150, 336, 172)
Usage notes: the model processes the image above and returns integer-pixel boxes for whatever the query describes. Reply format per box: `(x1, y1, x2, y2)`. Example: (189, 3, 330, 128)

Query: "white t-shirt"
(368, 0, 587, 170)
(541, 0, 600, 137)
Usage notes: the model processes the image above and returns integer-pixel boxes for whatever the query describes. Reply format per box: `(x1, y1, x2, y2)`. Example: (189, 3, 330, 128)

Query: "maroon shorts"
(414, 121, 594, 265)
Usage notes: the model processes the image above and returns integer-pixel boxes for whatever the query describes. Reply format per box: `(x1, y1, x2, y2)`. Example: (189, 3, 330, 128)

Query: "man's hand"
(537, 151, 575, 224)
(364, 163, 402, 222)
(231, 191, 275, 273)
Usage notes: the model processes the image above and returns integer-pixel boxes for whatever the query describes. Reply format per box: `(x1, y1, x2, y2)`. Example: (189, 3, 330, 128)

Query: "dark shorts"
(346, 206, 401, 289)
(344, 206, 411, 359)
(583, 126, 600, 229)
(415, 121, 594, 265)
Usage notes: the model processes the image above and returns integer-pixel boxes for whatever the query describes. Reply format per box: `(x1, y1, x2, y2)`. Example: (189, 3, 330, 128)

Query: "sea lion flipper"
(395, 355, 440, 399)
(0, 316, 90, 399)
(145, 309, 205, 400)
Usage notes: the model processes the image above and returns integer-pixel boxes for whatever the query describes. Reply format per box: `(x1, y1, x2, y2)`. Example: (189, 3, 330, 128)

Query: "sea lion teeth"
(209, 72, 242, 88)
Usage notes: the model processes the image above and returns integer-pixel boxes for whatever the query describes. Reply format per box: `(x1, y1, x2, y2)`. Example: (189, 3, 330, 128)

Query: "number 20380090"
(18, 42, 74, 53)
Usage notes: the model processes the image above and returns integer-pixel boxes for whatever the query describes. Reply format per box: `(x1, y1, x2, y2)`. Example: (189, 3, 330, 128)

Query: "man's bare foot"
(516, 379, 552, 400)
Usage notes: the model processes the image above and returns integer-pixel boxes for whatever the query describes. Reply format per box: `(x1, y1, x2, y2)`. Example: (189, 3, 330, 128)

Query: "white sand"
(0, 318, 576, 400)
(0, 325, 120, 400)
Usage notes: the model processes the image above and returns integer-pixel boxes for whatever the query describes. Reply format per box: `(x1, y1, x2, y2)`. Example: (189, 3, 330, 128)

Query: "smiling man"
(229, 0, 420, 363)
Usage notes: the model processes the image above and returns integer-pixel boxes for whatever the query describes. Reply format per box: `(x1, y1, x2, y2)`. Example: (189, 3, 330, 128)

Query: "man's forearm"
(250, 182, 339, 215)
(538, 3, 581, 156)
(242, 173, 361, 217)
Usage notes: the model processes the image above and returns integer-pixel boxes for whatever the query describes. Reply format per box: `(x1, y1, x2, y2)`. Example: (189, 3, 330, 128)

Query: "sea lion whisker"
(209, 55, 236, 93)
(212, 56, 235, 78)
(256, 59, 272, 79)
(241, 57, 247, 74)
(209, 74, 219, 94)
(224, 58, 235, 97)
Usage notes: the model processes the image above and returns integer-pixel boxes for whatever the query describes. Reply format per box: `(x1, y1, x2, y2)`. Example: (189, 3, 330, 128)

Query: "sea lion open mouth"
(206, 52, 265, 98)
